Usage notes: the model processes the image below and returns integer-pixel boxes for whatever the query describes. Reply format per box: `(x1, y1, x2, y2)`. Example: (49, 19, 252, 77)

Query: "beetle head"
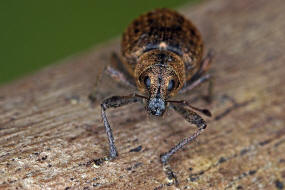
(139, 64, 180, 116)
(135, 50, 185, 116)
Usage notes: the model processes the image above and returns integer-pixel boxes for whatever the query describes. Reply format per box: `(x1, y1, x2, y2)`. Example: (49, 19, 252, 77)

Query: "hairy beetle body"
(121, 8, 203, 86)
(96, 8, 214, 165)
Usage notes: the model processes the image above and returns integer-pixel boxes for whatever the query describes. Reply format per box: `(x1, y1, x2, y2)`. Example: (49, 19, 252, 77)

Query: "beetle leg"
(88, 53, 136, 103)
(106, 66, 135, 88)
(160, 104, 207, 164)
(180, 73, 211, 93)
(180, 50, 214, 102)
(167, 99, 212, 117)
(101, 94, 144, 159)
(198, 49, 214, 76)
(180, 73, 213, 100)
(205, 75, 214, 103)
(108, 52, 136, 88)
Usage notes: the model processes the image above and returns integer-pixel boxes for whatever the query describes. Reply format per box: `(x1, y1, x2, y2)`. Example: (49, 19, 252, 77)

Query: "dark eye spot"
(144, 76, 151, 89)
(168, 80, 175, 91)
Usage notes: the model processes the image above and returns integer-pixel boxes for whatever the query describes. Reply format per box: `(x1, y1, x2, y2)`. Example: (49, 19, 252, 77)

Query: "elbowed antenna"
(167, 100, 212, 117)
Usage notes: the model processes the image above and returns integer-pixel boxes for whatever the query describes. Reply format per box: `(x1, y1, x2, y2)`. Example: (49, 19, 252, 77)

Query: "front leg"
(88, 53, 135, 104)
(160, 103, 207, 164)
(101, 94, 144, 158)
(108, 52, 136, 88)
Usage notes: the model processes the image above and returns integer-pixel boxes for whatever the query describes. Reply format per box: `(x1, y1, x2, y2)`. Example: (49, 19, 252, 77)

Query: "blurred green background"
(0, 0, 197, 85)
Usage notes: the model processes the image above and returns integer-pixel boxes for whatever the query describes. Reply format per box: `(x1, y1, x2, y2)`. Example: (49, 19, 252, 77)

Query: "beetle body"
(120, 8, 204, 116)
(122, 8, 203, 87)
(98, 8, 213, 164)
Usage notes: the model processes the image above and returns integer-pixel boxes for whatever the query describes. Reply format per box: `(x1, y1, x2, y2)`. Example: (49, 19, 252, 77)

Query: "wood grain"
(1, 0, 285, 189)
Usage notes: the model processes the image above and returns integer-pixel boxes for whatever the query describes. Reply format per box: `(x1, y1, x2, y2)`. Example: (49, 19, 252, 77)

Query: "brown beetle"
(100, 8, 213, 164)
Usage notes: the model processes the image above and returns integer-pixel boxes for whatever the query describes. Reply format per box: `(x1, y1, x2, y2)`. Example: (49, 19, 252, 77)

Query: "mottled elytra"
(100, 8, 214, 164)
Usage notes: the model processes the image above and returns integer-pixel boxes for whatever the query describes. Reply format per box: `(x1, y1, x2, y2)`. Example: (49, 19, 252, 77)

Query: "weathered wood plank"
(1, 0, 285, 189)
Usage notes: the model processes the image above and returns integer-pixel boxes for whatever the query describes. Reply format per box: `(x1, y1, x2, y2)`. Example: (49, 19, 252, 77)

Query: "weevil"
(99, 8, 214, 164)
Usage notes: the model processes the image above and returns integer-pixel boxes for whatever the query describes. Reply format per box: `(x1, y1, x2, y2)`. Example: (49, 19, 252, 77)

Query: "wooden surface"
(1, 0, 285, 189)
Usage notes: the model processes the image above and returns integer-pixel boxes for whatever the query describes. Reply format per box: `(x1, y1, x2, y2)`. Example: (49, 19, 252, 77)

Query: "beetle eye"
(167, 79, 175, 91)
(144, 76, 151, 88)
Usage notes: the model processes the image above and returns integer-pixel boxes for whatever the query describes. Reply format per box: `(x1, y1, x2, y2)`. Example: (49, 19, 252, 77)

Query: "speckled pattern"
(121, 8, 203, 81)
(0, 0, 285, 189)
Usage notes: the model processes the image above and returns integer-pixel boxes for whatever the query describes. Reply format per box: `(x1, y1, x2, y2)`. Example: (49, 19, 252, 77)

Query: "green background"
(0, 0, 197, 85)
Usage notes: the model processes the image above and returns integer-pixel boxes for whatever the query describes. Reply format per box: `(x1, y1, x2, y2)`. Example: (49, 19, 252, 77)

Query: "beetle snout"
(147, 98, 166, 116)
